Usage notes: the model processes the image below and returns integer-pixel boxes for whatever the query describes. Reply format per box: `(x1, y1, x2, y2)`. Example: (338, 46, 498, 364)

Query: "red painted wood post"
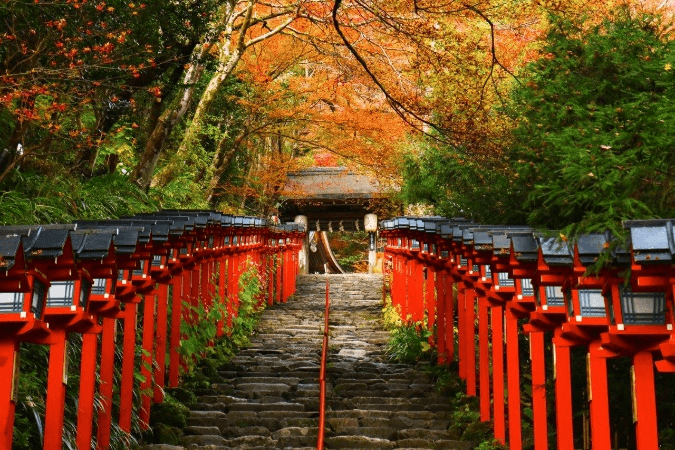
(465, 288, 476, 396)
(412, 261, 424, 322)
(43, 328, 68, 450)
(391, 256, 398, 313)
(277, 250, 284, 303)
(119, 301, 137, 433)
(0, 337, 19, 450)
(426, 267, 436, 336)
(491, 304, 506, 445)
(96, 317, 116, 449)
(529, 328, 548, 450)
(444, 273, 454, 362)
(285, 249, 291, 301)
(478, 296, 490, 421)
(553, 329, 575, 450)
(201, 258, 211, 308)
(168, 275, 183, 387)
(227, 256, 236, 326)
(407, 259, 415, 320)
(458, 284, 466, 380)
(588, 342, 612, 450)
(268, 255, 275, 306)
(436, 270, 447, 364)
(233, 253, 242, 310)
(217, 258, 227, 335)
(190, 265, 200, 313)
(209, 258, 217, 304)
(76, 332, 98, 450)
(505, 308, 522, 450)
(403, 259, 411, 320)
(154, 283, 169, 403)
(139, 293, 156, 429)
(632, 351, 659, 450)
(287, 249, 293, 300)
(281, 249, 287, 302)
(395, 256, 402, 317)
(292, 250, 298, 296)
(276, 253, 282, 304)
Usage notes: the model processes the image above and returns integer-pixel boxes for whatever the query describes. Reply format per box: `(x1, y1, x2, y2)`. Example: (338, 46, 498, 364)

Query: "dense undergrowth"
(0, 169, 217, 226)
(141, 261, 265, 447)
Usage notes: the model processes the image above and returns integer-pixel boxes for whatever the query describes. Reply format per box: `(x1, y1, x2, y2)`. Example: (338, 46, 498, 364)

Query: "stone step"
(176, 274, 463, 450)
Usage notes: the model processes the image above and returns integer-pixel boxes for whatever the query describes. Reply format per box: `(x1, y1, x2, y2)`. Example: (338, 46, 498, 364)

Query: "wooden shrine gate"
(0, 210, 304, 449)
(380, 217, 673, 450)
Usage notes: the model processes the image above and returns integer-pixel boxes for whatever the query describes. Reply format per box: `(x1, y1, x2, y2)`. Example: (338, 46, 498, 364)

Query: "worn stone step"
(324, 435, 394, 449)
(327, 426, 397, 440)
(226, 401, 306, 412)
(177, 274, 461, 450)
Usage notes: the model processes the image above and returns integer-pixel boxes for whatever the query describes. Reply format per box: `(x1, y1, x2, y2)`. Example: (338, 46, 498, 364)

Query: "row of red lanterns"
(381, 217, 674, 450)
(0, 210, 305, 450)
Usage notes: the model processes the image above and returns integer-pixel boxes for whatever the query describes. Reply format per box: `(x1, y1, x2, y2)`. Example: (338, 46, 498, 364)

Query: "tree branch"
(332, 0, 461, 146)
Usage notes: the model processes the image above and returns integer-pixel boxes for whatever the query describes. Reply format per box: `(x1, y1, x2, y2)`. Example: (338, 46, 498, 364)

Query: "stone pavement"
(143, 274, 471, 450)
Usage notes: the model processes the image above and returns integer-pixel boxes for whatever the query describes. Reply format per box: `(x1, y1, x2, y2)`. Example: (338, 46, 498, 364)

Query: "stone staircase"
(155, 274, 468, 449)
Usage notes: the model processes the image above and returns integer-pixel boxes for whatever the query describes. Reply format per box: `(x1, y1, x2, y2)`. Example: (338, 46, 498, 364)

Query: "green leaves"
(179, 260, 263, 375)
(510, 9, 675, 234)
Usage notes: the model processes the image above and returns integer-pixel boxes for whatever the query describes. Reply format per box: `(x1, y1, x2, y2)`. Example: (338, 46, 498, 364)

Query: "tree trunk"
(206, 129, 247, 204)
(131, 43, 210, 190)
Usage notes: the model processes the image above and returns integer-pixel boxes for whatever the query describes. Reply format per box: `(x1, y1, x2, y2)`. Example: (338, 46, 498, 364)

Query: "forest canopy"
(1, 0, 673, 232)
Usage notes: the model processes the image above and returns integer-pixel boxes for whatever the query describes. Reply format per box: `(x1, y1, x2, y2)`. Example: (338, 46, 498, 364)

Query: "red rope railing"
(317, 279, 330, 449)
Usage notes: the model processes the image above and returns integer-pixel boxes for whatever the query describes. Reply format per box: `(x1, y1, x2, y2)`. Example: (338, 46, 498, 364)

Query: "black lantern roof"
(623, 219, 675, 264)
(18, 227, 72, 260)
(473, 231, 493, 251)
(70, 230, 115, 260)
(492, 234, 511, 255)
(537, 237, 573, 266)
(0, 234, 23, 271)
(575, 232, 612, 266)
(511, 234, 539, 262)
(73, 226, 139, 255)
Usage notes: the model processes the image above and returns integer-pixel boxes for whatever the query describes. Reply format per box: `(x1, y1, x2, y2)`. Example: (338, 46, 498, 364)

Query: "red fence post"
(154, 283, 168, 403)
(217, 257, 227, 335)
(76, 331, 98, 450)
(168, 275, 183, 387)
(201, 259, 211, 309)
(491, 304, 506, 445)
(96, 317, 116, 449)
(588, 342, 612, 450)
(478, 296, 490, 422)
(553, 329, 575, 450)
(505, 308, 522, 450)
(426, 266, 436, 336)
(633, 351, 659, 450)
(0, 338, 19, 450)
(268, 254, 275, 305)
(276, 252, 282, 304)
(465, 287, 477, 397)
(458, 284, 466, 380)
(43, 328, 69, 450)
(412, 260, 424, 322)
(119, 301, 137, 433)
(436, 270, 447, 364)
(527, 327, 548, 450)
(139, 293, 156, 429)
(443, 273, 454, 362)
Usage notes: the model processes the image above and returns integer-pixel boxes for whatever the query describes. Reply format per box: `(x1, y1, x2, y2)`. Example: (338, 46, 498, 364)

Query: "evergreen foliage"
(400, 141, 523, 224)
(509, 9, 675, 235)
